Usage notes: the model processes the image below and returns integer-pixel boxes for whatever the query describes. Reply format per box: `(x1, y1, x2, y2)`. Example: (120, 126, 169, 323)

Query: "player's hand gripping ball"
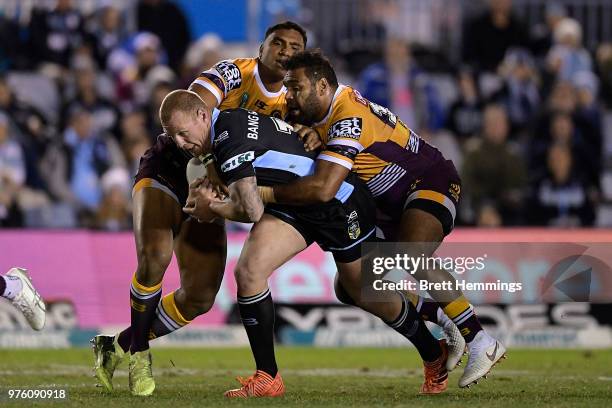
(183, 177, 223, 223)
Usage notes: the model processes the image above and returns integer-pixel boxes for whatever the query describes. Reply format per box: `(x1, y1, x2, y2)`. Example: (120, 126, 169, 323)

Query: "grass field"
(0, 347, 611, 407)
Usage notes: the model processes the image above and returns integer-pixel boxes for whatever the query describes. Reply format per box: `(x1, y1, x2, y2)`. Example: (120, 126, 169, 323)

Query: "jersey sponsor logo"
(214, 61, 242, 93)
(247, 113, 259, 139)
(214, 130, 229, 147)
(270, 117, 293, 134)
(407, 129, 420, 153)
(220, 151, 255, 172)
(347, 210, 361, 240)
(328, 117, 363, 140)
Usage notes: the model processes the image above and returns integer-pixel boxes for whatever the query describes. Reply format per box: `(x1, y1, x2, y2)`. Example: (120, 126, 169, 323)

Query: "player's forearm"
(210, 199, 257, 223)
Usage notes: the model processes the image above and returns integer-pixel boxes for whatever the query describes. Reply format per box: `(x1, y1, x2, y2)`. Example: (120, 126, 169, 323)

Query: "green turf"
(0, 348, 611, 407)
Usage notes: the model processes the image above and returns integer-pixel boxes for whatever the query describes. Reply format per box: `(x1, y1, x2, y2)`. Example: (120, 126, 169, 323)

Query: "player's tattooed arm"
(210, 176, 264, 222)
(269, 159, 349, 205)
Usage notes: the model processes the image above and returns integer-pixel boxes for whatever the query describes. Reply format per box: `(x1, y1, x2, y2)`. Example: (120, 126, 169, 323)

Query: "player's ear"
(317, 78, 329, 96)
(258, 43, 263, 58)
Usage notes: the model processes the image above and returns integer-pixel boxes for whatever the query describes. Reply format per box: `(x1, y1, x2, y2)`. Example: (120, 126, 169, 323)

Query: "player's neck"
(314, 88, 337, 123)
(256, 60, 284, 92)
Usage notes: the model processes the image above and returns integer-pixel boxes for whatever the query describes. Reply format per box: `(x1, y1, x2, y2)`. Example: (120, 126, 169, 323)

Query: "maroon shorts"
(133, 134, 191, 206)
(374, 159, 461, 240)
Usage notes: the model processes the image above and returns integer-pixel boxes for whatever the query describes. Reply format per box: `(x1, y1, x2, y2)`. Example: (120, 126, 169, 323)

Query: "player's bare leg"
(398, 208, 505, 387)
(225, 214, 308, 398)
(93, 187, 227, 394)
(336, 259, 448, 394)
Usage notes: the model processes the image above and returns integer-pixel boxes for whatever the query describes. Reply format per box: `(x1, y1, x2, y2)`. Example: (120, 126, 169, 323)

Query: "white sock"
(1, 275, 23, 299)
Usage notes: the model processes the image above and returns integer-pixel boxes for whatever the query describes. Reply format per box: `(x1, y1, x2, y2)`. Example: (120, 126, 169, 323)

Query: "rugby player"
(0, 267, 45, 330)
(161, 89, 450, 397)
(258, 50, 506, 388)
(91, 22, 308, 396)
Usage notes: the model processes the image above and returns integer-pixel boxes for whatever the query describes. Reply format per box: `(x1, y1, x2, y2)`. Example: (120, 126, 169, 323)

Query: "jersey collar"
(254, 61, 286, 98)
(313, 84, 346, 127)
(209, 107, 220, 146)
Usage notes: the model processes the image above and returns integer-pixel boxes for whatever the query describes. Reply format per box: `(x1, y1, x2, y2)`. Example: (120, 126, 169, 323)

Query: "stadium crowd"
(0, 0, 610, 229)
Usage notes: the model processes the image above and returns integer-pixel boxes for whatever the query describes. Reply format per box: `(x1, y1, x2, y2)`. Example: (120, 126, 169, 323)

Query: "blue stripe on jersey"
(253, 150, 316, 177)
(253, 150, 355, 203)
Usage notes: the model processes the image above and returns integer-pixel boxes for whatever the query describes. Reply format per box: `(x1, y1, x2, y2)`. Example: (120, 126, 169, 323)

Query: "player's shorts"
(265, 177, 377, 263)
(133, 134, 191, 207)
(374, 159, 461, 240)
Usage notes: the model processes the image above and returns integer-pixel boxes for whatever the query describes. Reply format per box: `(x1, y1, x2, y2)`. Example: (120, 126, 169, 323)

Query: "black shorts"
(265, 179, 377, 263)
(133, 134, 190, 206)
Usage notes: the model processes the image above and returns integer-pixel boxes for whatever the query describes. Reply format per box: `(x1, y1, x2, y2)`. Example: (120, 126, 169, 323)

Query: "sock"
(117, 290, 192, 353)
(442, 295, 483, 343)
(129, 274, 162, 353)
(386, 293, 442, 362)
(238, 288, 278, 377)
(1, 275, 22, 299)
(405, 292, 441, 324)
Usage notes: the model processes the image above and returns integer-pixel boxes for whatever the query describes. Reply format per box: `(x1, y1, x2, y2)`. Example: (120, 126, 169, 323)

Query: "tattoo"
(210, 176, 263, 222)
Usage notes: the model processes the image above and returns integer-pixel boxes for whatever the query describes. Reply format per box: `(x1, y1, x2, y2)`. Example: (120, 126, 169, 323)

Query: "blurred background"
(0, 0, 611, 349)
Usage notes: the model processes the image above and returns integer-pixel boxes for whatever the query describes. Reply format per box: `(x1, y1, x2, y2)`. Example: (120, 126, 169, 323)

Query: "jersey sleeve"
(318, 114, 368, 170)
(212, 112, 256, 185)
(191, 59, 245, 107)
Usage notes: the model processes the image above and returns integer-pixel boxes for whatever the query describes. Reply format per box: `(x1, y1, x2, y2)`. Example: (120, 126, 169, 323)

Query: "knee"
(234, 263, 263, 294)
(136, 244, 172, 285)
(182, 291, 217, 317)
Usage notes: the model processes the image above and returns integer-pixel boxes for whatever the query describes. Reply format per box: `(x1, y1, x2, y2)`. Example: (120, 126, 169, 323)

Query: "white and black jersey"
(211, 108, 376, 263)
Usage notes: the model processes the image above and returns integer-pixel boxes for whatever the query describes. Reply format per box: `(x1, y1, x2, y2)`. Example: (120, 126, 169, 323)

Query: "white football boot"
(5, 267, 46, 330)
(459, 330, 506, 388)
(437, 308, 466, 371)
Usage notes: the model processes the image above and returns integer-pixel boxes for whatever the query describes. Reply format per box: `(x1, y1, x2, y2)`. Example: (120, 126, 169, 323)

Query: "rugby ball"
(186, 157, 208, 184)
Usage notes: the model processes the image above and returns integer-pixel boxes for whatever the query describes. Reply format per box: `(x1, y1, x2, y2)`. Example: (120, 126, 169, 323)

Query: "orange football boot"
(224, 370, 285, 398)
(420, 340, 449, 394)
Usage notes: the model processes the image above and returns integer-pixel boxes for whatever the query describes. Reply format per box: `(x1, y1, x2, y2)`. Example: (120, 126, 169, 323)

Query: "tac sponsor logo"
(220, 151, 255, 172)
(328, 117, 363, 140)
(214, 61, 242, 92)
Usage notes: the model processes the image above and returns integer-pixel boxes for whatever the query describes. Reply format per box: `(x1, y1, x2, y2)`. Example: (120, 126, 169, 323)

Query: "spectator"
(61, 58, 121, 139)
(0, 77, 52, 190)
(358, 37, 444, 130)
(530, 2, 566, 60)
(530, 144, 595, 226)
(462, 0, 529, 72)
(179, 33, 223, 89)
(146, 81, 173, 137)
(94, 167, 132, 231)
(28, 0, 87, 70)
(446, 67, 483, 140)
(491, 48, 541, 135)
(595, 43, 612, 109)
(0, 112, 26, 226)
(546, 18, 592, 82)
(462, 104, 527, 225)
(137, 0, 191, 72)
(87, 4, 129, 70)
(39, 109, 125, 221)
(112, 32, 175, 109)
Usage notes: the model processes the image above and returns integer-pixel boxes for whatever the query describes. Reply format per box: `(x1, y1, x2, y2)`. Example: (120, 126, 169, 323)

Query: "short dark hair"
(264, 21, 307, 47)
(285, 49, 338, 88)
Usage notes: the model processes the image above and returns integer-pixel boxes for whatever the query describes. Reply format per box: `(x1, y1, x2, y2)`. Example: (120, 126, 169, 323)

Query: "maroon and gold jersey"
(191, 58, 286, 118)
(314, 85, 444, 197)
